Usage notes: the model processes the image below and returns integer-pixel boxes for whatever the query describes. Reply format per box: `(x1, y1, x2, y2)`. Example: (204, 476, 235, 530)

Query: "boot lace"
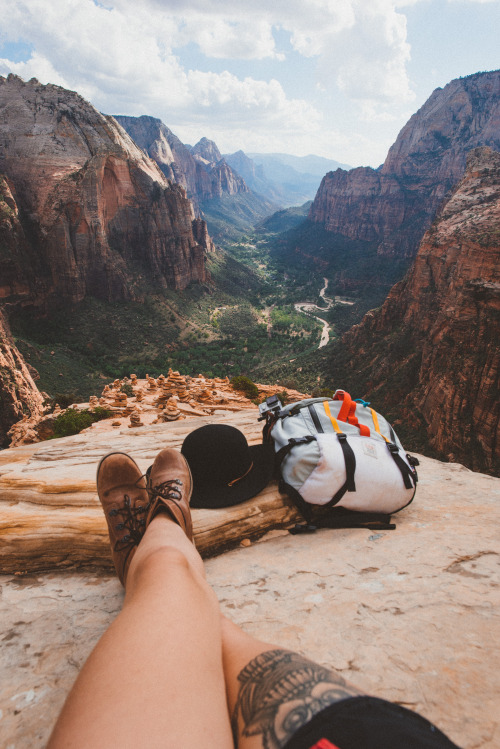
(108, 480, 150, 552)
(149, 478, 183, 503)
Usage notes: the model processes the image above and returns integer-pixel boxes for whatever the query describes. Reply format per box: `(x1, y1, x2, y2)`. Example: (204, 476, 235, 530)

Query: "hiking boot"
(146, 448, 193, 541)
(96, 452, 149, 585)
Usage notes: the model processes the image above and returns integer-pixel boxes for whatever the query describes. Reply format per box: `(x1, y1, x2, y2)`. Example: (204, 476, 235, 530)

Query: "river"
(294, 278, 353, 349)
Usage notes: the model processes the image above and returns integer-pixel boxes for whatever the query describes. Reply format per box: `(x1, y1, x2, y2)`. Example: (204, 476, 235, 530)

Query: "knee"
(135, 544, 192, 578)
(125, 544, 193, 592)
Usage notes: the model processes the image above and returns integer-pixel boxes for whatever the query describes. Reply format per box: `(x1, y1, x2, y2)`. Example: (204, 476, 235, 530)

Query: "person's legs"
(48, 516, 233, 749)
(221, 615, 362, 749)
(48, 450, 233, 749)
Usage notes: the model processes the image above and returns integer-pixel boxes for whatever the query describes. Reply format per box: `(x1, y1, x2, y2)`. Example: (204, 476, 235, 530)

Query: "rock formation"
(328, 147, 500, 475)
(0, 75, 212, 311)
(114, 116, 249, 209)
(0, 420, 498, 749)
(0, 307, 44, 446)
(309, 70, 500, 260)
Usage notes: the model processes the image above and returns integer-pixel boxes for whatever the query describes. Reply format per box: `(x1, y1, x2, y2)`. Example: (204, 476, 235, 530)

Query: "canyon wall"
(0, 75, 211, 310)
(0, 307, 44, 446)
(329, 147, 500, 474)
(114, 116, 249, 208)
(310, 70, 500, 259)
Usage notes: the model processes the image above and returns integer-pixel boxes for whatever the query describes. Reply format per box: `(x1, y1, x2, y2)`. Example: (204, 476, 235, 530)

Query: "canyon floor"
(1, 413, 499, 749)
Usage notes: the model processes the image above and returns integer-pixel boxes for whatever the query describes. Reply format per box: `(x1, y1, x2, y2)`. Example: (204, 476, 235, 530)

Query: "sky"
(0, 0, 498, 167)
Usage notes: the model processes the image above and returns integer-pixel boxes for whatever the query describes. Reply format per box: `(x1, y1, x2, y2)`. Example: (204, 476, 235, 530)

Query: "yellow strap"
(323, 401, 342, 433)
(370, 408, 389, 442)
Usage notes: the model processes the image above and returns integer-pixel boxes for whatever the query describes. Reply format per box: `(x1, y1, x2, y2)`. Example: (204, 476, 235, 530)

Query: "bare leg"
(47, 516, 233, 749)
(221, 616, 362, 749)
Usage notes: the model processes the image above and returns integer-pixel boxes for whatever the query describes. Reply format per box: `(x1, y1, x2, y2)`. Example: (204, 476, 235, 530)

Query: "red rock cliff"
(310, 70, 500, 259)
(0, 307, 44, 446)
(0, 75, 211, 310)
(331, 147, 500, 474)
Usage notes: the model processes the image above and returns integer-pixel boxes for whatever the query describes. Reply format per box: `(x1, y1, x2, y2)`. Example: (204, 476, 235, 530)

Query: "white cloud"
(0, 0, 424, 163)
(0, 1, 321, 141)
(319, 0, 414, 108)
(178, 17, 283, 60)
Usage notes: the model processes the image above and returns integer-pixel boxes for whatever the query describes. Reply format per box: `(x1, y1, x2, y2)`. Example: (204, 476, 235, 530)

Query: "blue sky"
(0, 0, 498, 167)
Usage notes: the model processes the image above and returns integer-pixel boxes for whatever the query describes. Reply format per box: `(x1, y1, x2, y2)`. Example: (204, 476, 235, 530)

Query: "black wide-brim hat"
(181, 424, 275, 508)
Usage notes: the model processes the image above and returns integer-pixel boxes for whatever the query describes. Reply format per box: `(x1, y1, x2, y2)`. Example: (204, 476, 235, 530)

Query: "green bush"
(52, 407, 113, 439)
(230, 375, 259, 400)
(120, 382, 134, 397)
(48, 393, 79, 410)
(311, 387, 334, 398)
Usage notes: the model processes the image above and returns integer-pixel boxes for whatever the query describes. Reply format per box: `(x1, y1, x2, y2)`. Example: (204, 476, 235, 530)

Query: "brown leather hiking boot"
(146, 448, 193, 541)
(96, 452, 149, 585)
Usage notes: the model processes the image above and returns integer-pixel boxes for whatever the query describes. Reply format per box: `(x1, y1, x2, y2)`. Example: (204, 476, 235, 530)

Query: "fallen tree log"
(0, 411, 301, 574)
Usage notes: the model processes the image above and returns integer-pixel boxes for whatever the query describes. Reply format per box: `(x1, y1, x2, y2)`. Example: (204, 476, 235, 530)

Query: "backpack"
(260, 390, 418, 533)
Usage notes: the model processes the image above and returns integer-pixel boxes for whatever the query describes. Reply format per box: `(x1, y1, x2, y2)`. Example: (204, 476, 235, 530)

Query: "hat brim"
(190, 442, 275, 509)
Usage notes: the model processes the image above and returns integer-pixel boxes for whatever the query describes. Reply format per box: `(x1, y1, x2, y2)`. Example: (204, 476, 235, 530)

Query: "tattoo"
(231, 649, 361, 749)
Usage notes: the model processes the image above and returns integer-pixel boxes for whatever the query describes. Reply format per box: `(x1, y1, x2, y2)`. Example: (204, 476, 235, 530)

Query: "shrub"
(120, 382, 134, 397)
(48, 393, 79, 410)
(311, 387, 334, 398)
(274, 389, 290, 405)
(52, 407, 113, 439)
(230, 375, 259, 400)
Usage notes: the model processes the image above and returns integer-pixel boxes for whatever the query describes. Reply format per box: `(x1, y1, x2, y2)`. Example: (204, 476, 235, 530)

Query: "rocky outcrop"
(190, 136, 222, 164)
(329, 147, 500, 474)
(115, 116, 249, 207)
(1, 419, 499, 749)
(310, 70, 500, 259)
(0, 307, 44, 446)
(0, 75, 211, 310)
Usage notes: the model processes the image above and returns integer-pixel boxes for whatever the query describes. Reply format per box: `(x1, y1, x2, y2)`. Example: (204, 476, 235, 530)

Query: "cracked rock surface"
(1, 455, 499, 748)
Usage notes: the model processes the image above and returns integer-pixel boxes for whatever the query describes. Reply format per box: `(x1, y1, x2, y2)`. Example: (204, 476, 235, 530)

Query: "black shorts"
(283, 696, 461, 749)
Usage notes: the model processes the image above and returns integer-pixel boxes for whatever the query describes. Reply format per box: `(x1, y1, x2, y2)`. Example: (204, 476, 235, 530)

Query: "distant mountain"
(248, 152, 351, 177)
(116, 117, 277, 238)
(224, 151, 349, 207)
(271, 69, 500, 313)
(115, 117, 248, 208)
(309, 69, 500, 260)
(255, 202, 312, 234)
(223, 150, 283, 204)
(189, 136, 223, 165)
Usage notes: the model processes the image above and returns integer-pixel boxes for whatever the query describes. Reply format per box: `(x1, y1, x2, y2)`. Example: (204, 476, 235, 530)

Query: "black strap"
(320, 433, 357, 509)
(308, 404, 324, 433)
(274, 435, 316, 472)
(316, 508, 396, 531)
(387, 443, 416, 489)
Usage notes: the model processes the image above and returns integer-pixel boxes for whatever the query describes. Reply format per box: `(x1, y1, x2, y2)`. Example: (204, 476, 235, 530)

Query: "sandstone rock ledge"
(0, 413, 499, 748)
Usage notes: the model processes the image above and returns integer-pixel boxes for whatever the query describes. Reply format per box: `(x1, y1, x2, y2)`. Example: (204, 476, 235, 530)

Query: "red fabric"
(334, 390, 371, 436)
(347, 400, 371, 436)
(309, 739, 341, 749)
(333, 390, 352, 423)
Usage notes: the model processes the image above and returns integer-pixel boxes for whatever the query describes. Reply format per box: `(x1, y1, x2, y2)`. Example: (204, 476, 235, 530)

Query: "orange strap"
(323, 401, 342, 433)
(369, 408, 390, 442)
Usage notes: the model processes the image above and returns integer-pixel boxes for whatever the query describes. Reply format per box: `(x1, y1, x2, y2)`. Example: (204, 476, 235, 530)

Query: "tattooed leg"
(221, 617, 362, 749)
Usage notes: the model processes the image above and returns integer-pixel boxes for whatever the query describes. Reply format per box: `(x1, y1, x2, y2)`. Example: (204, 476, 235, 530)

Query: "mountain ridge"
(0, 75, 212, 312)
(309, 69, 500, 260)
(323, 146, 500, 475)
